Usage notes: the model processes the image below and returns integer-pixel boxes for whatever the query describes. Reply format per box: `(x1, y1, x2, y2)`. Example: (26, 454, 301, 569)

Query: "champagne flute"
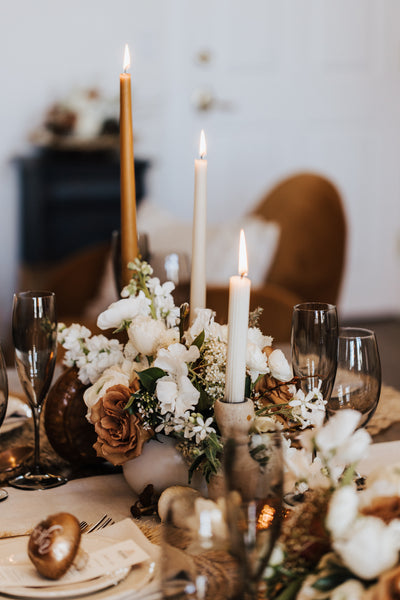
(8, 291, 67, 490)
(0, 344, 9, 501)
(291, 302, 338, 400)
(327, 327, 381, 428)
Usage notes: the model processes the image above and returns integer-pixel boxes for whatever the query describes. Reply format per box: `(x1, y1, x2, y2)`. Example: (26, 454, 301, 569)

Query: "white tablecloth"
(0, 474, 136, 539)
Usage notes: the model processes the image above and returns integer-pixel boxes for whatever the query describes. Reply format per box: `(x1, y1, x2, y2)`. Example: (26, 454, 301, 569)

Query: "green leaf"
(312, 571, 350, 592)
(188, 453, 205, 483)
(244, 374, 251, 398)
(192, 330, 205, 350)
(274, 578, 305, 600)
(137, 367, 166, 393)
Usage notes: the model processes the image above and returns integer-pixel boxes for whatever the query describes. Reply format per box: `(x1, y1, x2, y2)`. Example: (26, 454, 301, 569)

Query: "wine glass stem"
(32, 405, 42, 475)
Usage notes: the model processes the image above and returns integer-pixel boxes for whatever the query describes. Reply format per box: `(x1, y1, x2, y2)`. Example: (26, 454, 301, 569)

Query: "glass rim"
(339, 326, 376, 339)
(293, 302, 337, 312)
(14, 291, 55, 299)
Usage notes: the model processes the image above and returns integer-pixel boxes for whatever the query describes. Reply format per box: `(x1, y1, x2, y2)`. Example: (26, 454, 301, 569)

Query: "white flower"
(246, 342, 269, 382)
(252, 416, 283, 434)
(247, 327, 272, 350)
(326, 486, 359, 538)
(185, 308, 216, 345)
(268, 349, 292, 382)
(148, 278, 180, 326)
(156, 375, 200, 417)
(154, 343, 200, 377)
(128, 315, 170, 356)
(315, 409, 362, 455)
(332, 516, 400, 580)
(97, 292, 151, 330)
(83, 366, 130, 420)
(57, 323, 91, 353)
(191, 415, 215, 444)
(283, 443, 329, 492)
(289, 388, 326, 429)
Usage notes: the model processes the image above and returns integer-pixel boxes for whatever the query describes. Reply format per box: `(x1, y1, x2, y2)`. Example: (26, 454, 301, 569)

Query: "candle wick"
(200, 153, 207, 160)
(240, 272, 247, 279)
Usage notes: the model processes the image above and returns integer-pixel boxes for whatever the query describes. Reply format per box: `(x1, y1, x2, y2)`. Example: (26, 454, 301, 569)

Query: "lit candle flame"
(123, 44, 131, 73)
(199, 129, 207, 159)
(238, 229, 248, 277)
(257, 504, 276, 530)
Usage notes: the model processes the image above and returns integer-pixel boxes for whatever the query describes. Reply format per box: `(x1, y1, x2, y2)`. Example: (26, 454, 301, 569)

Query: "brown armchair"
(206, 172, 347, 342)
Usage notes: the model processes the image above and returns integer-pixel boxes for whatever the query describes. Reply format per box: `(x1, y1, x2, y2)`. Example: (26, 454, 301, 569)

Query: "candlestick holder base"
(214, 398, 258, 501)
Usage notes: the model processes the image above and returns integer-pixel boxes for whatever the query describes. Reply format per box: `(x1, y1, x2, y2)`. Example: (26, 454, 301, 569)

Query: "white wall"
(0, 0, 399, 345)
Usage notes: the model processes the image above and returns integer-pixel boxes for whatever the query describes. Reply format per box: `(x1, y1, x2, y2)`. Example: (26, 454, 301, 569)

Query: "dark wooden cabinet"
(16, 151, 149, 265)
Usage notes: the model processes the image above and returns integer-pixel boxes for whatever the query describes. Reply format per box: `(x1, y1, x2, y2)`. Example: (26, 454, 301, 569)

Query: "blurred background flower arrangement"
(57, 258, 326, 480)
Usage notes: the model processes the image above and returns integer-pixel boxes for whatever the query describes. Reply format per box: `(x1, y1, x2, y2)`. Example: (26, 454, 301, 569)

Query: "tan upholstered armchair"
(206, 172, 347, 342)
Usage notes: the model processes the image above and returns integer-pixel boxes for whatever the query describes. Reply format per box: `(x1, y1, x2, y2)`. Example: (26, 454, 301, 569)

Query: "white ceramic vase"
(122, 434, 206, 495)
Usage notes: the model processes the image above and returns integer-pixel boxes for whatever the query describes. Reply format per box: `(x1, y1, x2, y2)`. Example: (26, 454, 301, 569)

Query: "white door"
(150, 0, 400, 319)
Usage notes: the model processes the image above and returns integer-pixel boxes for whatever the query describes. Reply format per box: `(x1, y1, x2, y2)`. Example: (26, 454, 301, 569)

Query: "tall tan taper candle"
(120, 43, 138, 286)
(225, 230, 251, 403)
(190, 130, 207, 323)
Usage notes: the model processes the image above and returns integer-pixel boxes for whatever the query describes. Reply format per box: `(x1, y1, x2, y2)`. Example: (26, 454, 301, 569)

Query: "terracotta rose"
(90, 384, 154, 465)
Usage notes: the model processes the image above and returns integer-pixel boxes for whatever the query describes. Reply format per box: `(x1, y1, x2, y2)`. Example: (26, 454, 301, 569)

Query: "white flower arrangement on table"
(265, 409, 400, 600)
(57, 258, 326, 480)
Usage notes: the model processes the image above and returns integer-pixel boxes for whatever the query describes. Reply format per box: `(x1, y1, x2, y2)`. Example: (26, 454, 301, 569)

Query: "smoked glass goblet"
(291, 302, 338, 401)
(8, 291, 67, 490)
(327, 327, 381, 428)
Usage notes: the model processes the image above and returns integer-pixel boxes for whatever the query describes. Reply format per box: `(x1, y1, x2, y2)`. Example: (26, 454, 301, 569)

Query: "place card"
(0, 539, 149, 588)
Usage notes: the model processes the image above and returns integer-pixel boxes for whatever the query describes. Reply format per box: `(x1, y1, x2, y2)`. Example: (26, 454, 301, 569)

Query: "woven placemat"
(367, 384, 400, 436)
(139, 521, 242, 600)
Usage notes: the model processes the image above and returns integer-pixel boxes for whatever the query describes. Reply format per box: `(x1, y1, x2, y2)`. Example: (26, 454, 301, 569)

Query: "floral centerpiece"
(57, 258, 325, 481)
(265, 409, 400, 600)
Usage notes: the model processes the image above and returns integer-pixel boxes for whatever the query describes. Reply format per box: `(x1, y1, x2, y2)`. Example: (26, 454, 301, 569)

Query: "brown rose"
(90, 384, 154, 466)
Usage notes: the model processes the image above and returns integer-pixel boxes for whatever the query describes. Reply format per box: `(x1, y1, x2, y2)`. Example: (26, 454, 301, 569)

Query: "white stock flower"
(97, 292, 151, 330)
(128, 315, 169, 356)
(148, 278, 180, 326)
(332, 516, 400, 580)
(268, 349, 292, 382)
(156, 375, 200, 417)
(83, 366, 130, 420)
(57, 323, 91, 352)
(185, 308, 216, 345)
(154, 343, 200, 377)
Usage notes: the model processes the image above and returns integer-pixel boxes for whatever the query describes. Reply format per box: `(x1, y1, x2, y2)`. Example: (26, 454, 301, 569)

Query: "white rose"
(83, 366, 130, 420)
(333, 516, 400, 580)
(97, 293, 151, 330)
(268, 349, 292, 382)
(326, 486, 359, 538)
(128, 315, 169, 356)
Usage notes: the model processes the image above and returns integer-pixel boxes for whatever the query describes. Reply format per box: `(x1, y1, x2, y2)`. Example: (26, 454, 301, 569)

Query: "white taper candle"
(190, 130, 207, 324)
(225, 230, 251, 403)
